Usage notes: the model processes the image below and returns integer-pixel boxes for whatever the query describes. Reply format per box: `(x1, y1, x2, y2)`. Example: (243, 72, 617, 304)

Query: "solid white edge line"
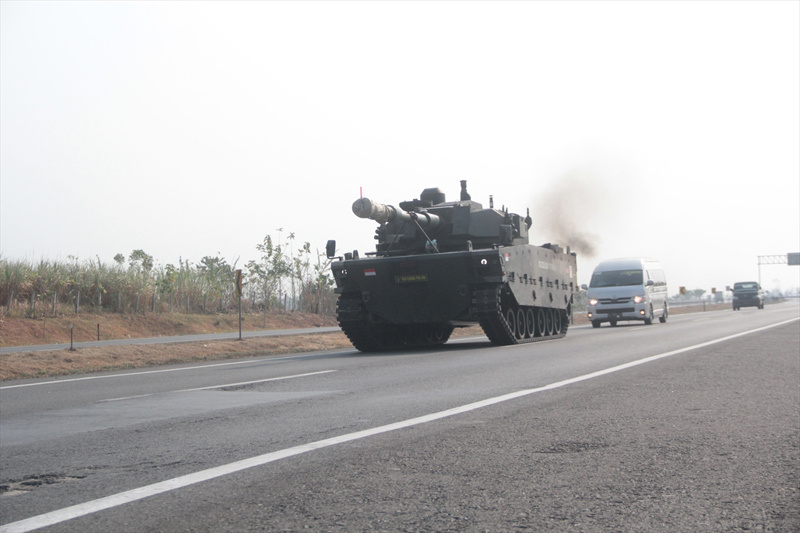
(1, 317, 797, 533)
(100, 370, 337, 402)
(0, 350, 352, 390)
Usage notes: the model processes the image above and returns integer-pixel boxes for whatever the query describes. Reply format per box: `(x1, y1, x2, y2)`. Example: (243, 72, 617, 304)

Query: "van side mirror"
(646, 279, 655, 286)
(580, 284, 588, 290)
(326, 240, 336, 259)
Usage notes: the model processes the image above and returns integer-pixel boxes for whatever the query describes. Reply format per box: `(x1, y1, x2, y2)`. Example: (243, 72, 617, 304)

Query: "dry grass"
(0, 333, 355, 381)
(0, 311, 342, 381)
(0, 311, 337, 348)
(0, 304, 728, 381)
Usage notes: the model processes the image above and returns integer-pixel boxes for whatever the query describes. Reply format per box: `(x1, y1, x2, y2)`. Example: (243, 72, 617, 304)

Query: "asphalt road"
(1, 302, 798, 532)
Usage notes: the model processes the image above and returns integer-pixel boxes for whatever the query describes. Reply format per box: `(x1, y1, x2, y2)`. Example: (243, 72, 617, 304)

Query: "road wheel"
(505, 308, 517, 338)
(553, 308, 562, 334)
(526, 308, 536, 337)
(591, 320, 601, 328)
(545, 308, 554, 335)
(537, 308, 547, 336)
(659, 306, 668, 323)
(516, 308, 526, 339)
(610, 320, 618, 327)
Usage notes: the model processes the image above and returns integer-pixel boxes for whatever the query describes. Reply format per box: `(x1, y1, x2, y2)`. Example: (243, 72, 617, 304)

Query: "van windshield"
(590, 269, 643, 288)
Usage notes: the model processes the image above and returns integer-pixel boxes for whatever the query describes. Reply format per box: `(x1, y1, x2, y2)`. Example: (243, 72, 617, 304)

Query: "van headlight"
(589, 299, 598, 306)
(633, 295, 644, 304)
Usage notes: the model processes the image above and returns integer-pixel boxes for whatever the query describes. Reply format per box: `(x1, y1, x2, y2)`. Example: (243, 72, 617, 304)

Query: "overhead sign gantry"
(757, 253, 800, 285)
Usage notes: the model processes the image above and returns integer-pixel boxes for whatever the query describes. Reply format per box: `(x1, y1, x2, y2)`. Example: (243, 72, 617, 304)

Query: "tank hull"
(331, 244, 577, 351)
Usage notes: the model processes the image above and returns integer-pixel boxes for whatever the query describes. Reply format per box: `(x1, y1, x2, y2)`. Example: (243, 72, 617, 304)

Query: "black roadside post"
(236, 269, 243, 341)
(69, 323, 75, 351)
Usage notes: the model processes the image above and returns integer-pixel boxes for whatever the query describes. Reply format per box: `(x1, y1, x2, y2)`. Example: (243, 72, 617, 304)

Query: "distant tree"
(688, 289, 706, 300)
(293, 241, 311, 311)
(310, 249, 336, 314)
(273, 228, 291, 310)
(288, 232, 298, 310)
(128, 250, 154, 313)
(129, 249, 154, 272)
(247, 235, 291, 322)
(156, 264, 177, 312)
(198, 255, 235, 312)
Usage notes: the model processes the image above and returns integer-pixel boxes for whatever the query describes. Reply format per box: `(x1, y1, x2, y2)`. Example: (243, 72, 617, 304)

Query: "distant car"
(731, 281, 764, 310)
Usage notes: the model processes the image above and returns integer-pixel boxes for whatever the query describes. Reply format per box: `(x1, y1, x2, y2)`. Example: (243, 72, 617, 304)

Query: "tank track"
(474, 286, 569, 346)
(336, 295, 454, 352)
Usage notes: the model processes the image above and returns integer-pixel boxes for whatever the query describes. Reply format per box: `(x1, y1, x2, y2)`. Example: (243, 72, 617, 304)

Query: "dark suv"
(731, 281, 764, 310)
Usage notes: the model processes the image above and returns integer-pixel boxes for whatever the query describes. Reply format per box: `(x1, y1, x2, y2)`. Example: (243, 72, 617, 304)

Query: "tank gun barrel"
(352, 197, 440, 228)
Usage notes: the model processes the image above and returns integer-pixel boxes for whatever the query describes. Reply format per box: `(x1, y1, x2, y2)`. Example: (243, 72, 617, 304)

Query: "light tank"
(327, 181, 578, 351)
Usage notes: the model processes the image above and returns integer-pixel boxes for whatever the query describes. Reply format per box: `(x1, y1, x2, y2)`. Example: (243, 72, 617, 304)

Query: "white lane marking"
(0, 351, 352, 390)
(1, 317, 797, 533)
(99, 370, 337, 402)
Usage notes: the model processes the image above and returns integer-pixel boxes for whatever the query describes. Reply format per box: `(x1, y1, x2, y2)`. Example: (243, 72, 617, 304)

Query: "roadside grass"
(0, 311, 338, 348)
(0, 333, 356, 381)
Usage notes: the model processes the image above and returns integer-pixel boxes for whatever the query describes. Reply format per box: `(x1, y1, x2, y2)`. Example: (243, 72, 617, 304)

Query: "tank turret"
(352, 181, 532, 256)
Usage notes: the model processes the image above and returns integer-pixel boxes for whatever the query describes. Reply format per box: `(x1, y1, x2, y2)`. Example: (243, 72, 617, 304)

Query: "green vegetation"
(0, 233, 336, 318)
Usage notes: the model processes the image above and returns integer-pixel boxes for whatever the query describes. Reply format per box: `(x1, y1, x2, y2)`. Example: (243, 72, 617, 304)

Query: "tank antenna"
(489, 195, 494, 209)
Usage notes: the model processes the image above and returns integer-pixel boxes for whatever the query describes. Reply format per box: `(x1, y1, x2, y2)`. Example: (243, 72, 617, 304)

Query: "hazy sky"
(2, 0, 799, 293)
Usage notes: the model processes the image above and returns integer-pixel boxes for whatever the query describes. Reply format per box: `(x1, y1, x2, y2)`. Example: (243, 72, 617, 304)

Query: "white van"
(583, 258, 668, 328)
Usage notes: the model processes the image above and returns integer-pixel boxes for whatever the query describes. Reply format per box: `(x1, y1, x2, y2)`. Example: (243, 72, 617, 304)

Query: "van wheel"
(610, 320, 618, 327)
(591, 320, 601, 328)
(644, 305, 653, 325)
(659, 306, 668, 323)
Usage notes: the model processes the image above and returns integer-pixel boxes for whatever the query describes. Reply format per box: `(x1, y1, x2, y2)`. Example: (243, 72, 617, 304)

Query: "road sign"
(235, 269, 243, 297)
